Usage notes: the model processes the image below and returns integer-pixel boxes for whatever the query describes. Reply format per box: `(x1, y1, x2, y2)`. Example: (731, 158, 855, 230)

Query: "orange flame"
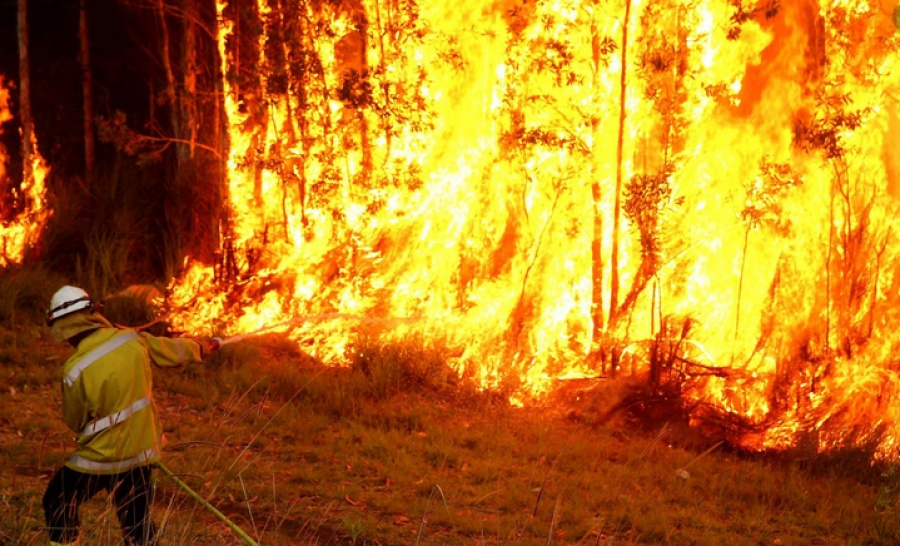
(168, 0, 900, 457)
(0, 75, 50, 267)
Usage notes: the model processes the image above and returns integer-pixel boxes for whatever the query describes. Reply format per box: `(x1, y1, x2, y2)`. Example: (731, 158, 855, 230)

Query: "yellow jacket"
(56, 313, 203, 474)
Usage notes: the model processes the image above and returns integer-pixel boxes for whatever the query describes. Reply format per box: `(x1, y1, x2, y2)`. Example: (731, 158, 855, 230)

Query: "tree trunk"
(214, 0, 234, 280)
(289, 0, 311, 233)
(221, 0, 268, 242)
(610, 0, 632, 329)
(17, 0, 33, 188)
(234, 0, 267, 207)
(589, 2, 605, 368)
(79, 0, 95, 183)
(157, 0, 180, 152)
(180, 0, 198, 160)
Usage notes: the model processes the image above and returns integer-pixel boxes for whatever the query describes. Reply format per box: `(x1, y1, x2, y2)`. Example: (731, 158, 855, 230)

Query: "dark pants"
(42, 464, 156, 546)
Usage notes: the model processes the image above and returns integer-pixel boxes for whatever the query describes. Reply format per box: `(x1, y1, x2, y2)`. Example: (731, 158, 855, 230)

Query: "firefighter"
(41, 285, 220, 546)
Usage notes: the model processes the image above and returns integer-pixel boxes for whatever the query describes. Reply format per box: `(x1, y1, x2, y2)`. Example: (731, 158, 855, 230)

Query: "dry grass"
(2, 329, 900, 546)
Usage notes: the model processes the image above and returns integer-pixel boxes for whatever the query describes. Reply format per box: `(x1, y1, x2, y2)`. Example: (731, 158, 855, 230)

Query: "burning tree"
(2, 0, 900, 459)
(163, 0, 900, 457)
(0, 0, 50, 268)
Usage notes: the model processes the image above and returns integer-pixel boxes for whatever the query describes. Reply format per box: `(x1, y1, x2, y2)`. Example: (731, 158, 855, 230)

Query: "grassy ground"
(2, 323, 900, 545)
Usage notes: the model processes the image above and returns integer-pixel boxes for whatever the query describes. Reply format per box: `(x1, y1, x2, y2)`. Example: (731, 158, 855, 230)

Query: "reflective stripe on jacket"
(60, 327, 203, 475)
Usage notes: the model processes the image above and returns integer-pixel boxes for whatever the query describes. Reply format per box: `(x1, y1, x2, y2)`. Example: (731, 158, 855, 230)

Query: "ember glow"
(161, 0, 900, 456)
(0, 75, 49, 267)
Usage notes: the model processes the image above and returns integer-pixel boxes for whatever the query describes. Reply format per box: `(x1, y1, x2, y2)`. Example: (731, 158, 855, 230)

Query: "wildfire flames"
(0, 76, 50, 267)
(167, 0, 900, 457)
(4, 0, 900, 459)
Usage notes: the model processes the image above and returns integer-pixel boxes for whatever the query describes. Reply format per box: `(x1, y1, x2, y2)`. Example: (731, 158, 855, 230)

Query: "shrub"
(349, 334, 456, 399)
(0, 263, 65, 325)
(99, 284, 167, 335)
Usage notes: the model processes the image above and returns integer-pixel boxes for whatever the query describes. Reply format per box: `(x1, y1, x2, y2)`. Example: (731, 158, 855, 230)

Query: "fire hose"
(156, 461, 259, 546)
(153, 315, 428, 543)
(157, 317, 387, 544)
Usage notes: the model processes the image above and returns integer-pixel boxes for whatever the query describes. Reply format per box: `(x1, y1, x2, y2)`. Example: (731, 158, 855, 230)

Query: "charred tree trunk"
(17, 0, 33, 188)
(79, 0, 95, 184)
(156, 0, 190, 272)
(180, 0, 199, 161)
(219, 0, 269, 270)
(232, 0, 267, 208)
(186, 0, 225, 265)
(150, 0, 225, 269)
(212, 0, 230, 276)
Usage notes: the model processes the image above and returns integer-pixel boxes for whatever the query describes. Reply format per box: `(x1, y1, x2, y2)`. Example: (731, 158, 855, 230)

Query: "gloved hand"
(199, 337, 222, 358)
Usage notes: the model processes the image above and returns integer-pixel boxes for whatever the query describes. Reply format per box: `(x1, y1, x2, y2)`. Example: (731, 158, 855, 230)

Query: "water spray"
(214, 312, 426, 347)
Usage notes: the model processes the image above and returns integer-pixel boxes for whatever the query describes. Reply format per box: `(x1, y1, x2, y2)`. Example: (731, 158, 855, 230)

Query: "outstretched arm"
(141, 334, 205, 368)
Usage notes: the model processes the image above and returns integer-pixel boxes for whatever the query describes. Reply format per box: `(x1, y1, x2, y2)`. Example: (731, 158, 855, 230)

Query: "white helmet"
(46, 286, 94, 325)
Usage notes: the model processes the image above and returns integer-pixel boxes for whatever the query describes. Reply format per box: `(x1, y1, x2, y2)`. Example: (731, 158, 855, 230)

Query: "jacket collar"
(50, 311, 114, 342)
